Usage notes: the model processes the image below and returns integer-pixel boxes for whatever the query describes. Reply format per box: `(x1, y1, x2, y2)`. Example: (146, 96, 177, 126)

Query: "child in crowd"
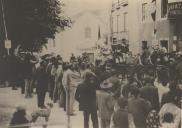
(9, 106, 30, 128)
(146, 110, 160, 128)
(160, 113, 175, 128)
(111, 97, 135, 128)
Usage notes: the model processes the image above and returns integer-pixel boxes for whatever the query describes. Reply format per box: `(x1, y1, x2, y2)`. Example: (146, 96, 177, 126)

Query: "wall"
(55, 11, 109, 61)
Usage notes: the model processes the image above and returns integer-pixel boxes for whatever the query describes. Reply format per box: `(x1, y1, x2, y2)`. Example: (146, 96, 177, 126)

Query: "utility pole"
(0, 0, 10, 55)
(0, 0, 7, 39)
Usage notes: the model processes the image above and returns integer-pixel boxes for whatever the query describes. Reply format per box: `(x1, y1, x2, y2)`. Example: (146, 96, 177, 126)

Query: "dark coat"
(175, 60, 182, 80)
(140, 83, 160, 111)
(75, 81, 97, 112)
(161, 89, 181, 108)
(35, 66, 49, 92)
(128, 97, 152, 128)
(10, 111, 29, 128)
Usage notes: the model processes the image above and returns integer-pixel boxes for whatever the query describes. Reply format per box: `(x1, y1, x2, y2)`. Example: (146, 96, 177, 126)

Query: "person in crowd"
(53, 60, 63, 104)
(141, 47, 151, 65)
(81, 64, 92, 80)
(7, 53, 19, 90)
(22, 53, 34, 98)
(97, 76, 118, 128)
(35, 60, 49, 108)
(75, 72, 98, 128)
(111, 97, 129, 128)
(46, 57, 57, 100)
(62, 63, 81, 115)
(168, 57, 176, 81)
(159, 94, 181, 128)
(128, 87, 152, 128)
(175, 54, 182, 81)
(70, 53, 76, 63)
(10, 106, 30, 128)
(125, 52, 135, 65)
(161, 81, 181, 108)
(154, 80, 169, 106)
(121, 76, 140, 98)
(140, 72, 160, 111)
(57, 55, 63, 64)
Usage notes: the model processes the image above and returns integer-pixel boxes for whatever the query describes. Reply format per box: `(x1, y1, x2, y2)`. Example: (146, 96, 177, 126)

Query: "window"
(123, 12, 128, 31)
(84, 26, 91, 38)
(142, 3, 148, 21)
(161, 0, 168, 18)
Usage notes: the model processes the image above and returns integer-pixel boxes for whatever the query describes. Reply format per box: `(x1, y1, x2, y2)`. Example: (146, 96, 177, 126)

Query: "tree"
(4, 0, 70, 52)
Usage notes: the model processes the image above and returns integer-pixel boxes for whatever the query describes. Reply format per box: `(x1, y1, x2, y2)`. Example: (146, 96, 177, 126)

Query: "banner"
(5, 40, 11, 49)
(168, 1, 182, 18)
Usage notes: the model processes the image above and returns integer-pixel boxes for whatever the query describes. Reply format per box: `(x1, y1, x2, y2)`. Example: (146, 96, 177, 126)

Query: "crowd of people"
(0, 47, 181, 128)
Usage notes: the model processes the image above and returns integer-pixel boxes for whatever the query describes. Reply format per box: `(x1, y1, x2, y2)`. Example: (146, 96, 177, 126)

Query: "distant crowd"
(0, 49, 181, 128)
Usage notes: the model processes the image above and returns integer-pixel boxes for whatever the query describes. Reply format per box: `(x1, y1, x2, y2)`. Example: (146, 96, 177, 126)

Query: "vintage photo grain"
(0, 0, 181, 128)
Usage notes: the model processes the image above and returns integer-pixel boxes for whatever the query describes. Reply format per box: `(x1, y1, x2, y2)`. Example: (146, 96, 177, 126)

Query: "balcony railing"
(111, 31, 129, 45)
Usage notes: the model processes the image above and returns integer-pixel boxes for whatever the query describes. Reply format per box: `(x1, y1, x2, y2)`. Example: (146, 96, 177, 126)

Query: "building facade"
(110, 0, 141, 54)
(139, 0, 182, 52)
(110, 0, 182, 54)
(55, 10, 109, 62)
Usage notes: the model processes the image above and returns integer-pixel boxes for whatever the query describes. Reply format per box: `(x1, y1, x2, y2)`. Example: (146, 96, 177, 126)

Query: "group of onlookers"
(1, 50, 181, 128)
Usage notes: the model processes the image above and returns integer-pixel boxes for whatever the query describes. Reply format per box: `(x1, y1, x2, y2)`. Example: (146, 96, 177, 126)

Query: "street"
(0, 0, 182, 128)
(0, 87, 88, 128)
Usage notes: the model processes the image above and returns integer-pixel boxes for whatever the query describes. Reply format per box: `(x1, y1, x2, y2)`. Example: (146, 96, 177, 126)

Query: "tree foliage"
(4, 0, 70, 52)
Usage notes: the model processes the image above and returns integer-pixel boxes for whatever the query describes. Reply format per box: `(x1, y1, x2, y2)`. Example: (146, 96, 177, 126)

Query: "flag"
(151, 0, 156, 21)
(98, 25, 101, 40)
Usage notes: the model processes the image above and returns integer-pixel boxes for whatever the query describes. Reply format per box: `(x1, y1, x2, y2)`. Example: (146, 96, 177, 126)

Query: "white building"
(111, 0, 141, 54)
(55, 10, 109, 61)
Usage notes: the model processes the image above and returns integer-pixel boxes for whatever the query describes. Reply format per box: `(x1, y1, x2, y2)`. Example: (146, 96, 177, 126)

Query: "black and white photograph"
(0, 0, 181, 128)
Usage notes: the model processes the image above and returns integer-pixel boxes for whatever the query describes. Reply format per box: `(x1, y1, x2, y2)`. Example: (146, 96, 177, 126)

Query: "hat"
(100, 81, 113, 89)
(85, 71, 96, 80)
(169, 58, 175, 62)
(16, 105, 26, 112)
(100, 76, 120, 89)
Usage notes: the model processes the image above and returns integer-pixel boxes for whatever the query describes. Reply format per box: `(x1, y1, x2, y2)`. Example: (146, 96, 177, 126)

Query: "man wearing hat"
(97, 75, 120, 128)
(140, 71, 160, 112)
(75, 72, 98, 128)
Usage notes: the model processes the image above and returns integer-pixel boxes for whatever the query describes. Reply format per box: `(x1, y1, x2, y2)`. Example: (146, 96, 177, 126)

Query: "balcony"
(112, 31, 129, 45)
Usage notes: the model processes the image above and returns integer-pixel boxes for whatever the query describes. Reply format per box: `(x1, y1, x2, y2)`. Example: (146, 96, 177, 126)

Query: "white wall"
(55, 11, 109, 61)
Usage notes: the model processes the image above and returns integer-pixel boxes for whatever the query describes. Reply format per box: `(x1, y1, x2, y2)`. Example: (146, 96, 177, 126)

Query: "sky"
(63, 0, 112, 17)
